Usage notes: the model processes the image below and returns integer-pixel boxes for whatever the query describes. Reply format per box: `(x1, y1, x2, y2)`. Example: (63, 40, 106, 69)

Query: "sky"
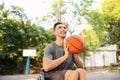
(1, 0, 103, 34)
(2, 0, 53, 20)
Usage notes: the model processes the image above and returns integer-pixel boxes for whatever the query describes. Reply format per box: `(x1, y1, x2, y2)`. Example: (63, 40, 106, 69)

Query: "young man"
(43, 22, 86, 80)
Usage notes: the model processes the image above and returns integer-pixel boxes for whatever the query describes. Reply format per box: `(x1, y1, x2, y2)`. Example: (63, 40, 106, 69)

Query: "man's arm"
(73, 54, 84, 68)
(43, 55, 68, 72)
(43, 43, 69, 72)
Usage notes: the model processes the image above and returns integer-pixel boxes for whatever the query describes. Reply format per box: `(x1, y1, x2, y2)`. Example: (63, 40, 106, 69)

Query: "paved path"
(0, 71, 120, 80)
(0, 74, 41, 80)
(87, 71, 120, 80)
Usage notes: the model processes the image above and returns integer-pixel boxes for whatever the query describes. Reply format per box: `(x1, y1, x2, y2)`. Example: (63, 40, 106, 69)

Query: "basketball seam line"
(67, 39, 82, 51)
(73, 36, 84, 47)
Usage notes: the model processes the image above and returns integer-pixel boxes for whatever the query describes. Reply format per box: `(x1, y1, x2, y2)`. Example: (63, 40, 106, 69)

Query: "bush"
(110, 63, 117, 67)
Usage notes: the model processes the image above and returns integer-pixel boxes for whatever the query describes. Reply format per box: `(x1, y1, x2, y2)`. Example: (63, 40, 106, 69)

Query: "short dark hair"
(53, 22, 62, 31)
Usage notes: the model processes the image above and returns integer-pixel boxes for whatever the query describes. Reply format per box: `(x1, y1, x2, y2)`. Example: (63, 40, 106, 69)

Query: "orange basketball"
(66, 35, 84, 54)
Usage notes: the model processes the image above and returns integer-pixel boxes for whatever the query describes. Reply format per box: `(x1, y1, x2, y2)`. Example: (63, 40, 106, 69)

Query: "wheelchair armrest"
(40, 68, 45, 80)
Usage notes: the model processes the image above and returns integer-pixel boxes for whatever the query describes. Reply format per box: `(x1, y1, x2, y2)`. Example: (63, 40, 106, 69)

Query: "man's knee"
(65, 70, 78, 76)
(76, 68, 86, 74)
(76, 68, 86, 80)
(65, 70, 78, 80)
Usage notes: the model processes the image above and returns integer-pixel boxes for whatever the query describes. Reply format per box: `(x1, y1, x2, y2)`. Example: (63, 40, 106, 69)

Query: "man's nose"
(62, 28, 66, 32)
(62, 27, 66, 30)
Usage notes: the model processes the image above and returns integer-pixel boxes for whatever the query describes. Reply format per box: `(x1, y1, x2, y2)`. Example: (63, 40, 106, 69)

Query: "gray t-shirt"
(44, 42, 74, 72)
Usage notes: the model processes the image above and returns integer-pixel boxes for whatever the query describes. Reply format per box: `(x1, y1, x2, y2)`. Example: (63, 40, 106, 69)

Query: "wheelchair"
(39, 68, 45, 80)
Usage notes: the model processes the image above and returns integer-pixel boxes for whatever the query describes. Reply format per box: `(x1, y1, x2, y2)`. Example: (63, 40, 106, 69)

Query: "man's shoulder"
(44, 42, 56, 55)
(46, 42, 56, 49)
(47, 42, 55, 46)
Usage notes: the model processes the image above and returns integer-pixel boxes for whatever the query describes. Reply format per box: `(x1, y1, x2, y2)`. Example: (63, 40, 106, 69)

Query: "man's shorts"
(44, 70, 67, 80)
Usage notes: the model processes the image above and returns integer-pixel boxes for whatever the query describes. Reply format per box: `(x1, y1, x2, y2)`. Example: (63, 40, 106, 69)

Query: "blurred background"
(0, 0, 120, 77)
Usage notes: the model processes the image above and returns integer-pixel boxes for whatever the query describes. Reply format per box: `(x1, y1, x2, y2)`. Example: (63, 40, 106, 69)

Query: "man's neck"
(55, 38, 64, 47)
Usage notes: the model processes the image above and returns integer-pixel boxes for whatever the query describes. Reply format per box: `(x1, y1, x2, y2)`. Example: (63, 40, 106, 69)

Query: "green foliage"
(110, 62, 117, 67)
(101, 0, 120, 46)
(81, 29, 100, 51)
(80, 0, 120, 47)
(0, 5, 55, 74)
(84, 10, 107, 46)
(48, 0, 66, 22)
(71, 0, 94, 24)
(0, 56, 18, 75)
(79, 28, 100, 63)
(53, 0, 70, 22)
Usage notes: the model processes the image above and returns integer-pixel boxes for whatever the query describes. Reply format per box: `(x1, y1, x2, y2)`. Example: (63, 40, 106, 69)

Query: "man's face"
(54, 24, 67, 38)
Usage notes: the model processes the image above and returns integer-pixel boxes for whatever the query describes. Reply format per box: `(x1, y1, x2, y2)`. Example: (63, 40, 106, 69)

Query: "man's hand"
(73, 53, 79, 59)
(73, 53, 84, 68)
(64, 40, 69, 58)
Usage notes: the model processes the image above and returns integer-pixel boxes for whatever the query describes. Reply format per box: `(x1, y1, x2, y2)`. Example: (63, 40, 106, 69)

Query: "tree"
(81, 29, 99, 51)
(101, 0, 120, 45)
(80, 28, 100, 68)
(83, 0, 120, 47)
(84, 10, 107, 46)
(42, 0, 76, 34)
(0, 5, 55, 74)
(78, 0, 120, 66)
(71, 0, 94, 25)
(52, 0, 66, 22)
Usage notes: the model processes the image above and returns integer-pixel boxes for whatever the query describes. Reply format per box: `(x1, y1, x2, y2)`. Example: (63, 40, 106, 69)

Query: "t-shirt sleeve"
(43, 44, 54, 59)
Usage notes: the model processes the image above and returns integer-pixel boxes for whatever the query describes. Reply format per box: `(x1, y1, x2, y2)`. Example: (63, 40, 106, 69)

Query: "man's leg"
(45, 70, 66, 80)
(76, 68, 86, 80)
(64, 70, 79, 80)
